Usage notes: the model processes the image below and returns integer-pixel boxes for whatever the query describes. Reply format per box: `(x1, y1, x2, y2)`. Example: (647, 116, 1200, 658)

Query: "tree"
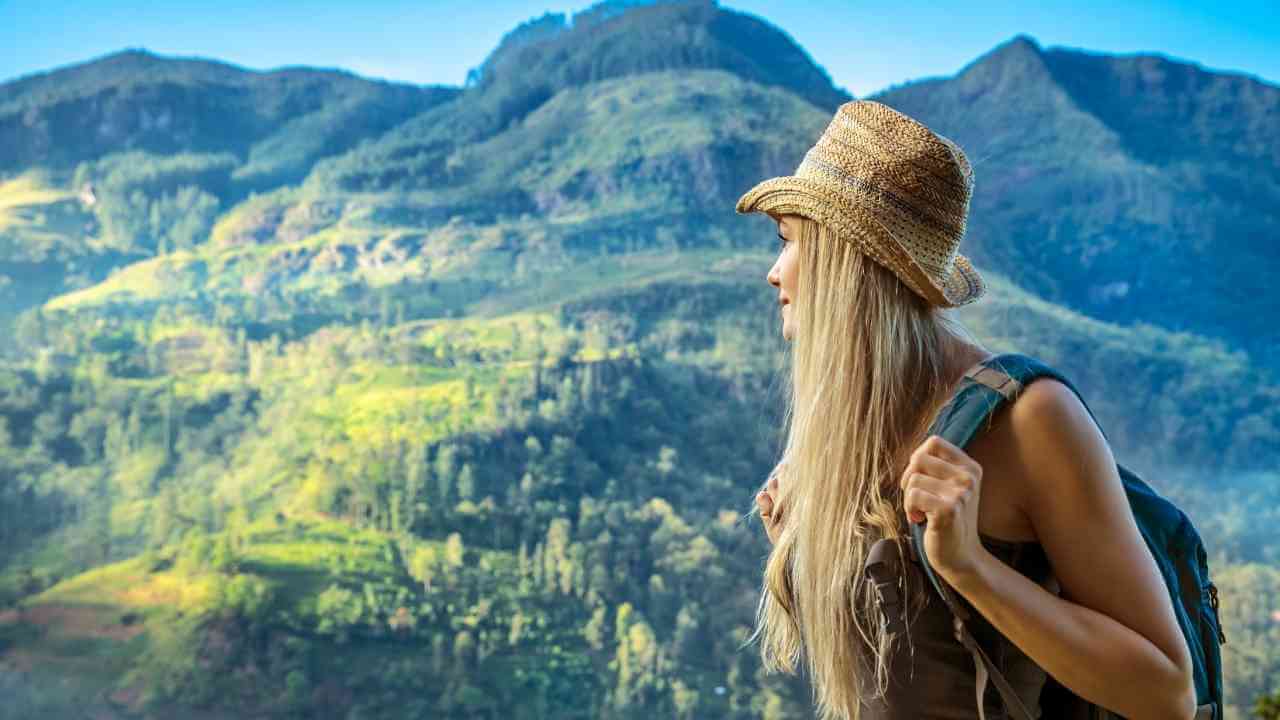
(388, 605, 416, 635)
(284, 670, 310, 709)
(611, 603, 662, 711)
(453, 630, 476, 670)
(178, 529, 213, 574)
(1218, 562, 1280, 717)
(444, 532, 465, 567)
(405, 443, 429, 531)
(216, 574, 274, 623)
(315, 584, 364, 644)
(543, 518, 574, 596)
(584, 605, 607, 651)
(457, 464, 476, 503)
(409, 545, 438, 592)
(150, 486, 177, 548)
(162, 379, 175, 462)
(671, 678, 699, 720)
(209, 534, 238, 574)
(1256, 690, 1280, 719)
(435, 445, 458, 504)
(431, 633, 447, 675)
(16, 568, 40, 621)
(388, 491, 403, 535)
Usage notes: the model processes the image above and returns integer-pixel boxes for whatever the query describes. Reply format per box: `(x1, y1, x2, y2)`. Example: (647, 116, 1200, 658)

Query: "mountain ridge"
(0, 48, 459, 175)
(871, 33, 1279, 361)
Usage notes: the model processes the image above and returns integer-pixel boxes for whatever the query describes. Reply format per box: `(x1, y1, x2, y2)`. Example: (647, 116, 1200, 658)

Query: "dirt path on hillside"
(0, 604, 146, 641)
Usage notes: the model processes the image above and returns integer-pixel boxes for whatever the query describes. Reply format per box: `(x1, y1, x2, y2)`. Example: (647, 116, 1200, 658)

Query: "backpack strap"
(910, 522, 1034, 720)
(910, 352, 1097, 720)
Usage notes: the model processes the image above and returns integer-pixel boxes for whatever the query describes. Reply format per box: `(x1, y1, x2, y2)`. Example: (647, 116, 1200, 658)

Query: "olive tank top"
(857, 532, 1062, 720)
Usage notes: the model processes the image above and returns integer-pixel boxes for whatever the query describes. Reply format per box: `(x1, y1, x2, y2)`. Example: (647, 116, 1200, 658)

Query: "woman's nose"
(767, 262, 781, 288)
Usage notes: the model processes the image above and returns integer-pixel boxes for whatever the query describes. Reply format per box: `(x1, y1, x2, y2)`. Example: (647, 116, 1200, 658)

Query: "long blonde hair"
(750, 215, 991, 720)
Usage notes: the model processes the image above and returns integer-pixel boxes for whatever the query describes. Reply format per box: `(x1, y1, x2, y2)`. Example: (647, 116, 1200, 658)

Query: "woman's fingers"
(903, 471, 959, 497)
(757, 488, 784, 544)
(756, 490, 773, 515)
(900, 451, 965, 489)
(904, 485, 949, 525)
(758, 462, 787, 544)
(759, 491, 782, 522)
(918, 435, 976, 471)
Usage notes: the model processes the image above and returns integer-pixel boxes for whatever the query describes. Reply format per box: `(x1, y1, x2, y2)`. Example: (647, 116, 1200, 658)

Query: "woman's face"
(767, 214, 801, 342)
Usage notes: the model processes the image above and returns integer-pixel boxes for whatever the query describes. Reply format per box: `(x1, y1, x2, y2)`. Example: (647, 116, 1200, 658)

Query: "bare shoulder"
(965, 376, 1107, 543)
(1011, 376, 1090, 427)
(1008, 376, 1102, 453)
(965, 377, 1098, 543)
(1002, 376, 1112, 501)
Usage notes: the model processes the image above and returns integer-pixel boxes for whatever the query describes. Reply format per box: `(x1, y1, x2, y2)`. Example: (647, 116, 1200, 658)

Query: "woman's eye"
(777, 233, 788, 249)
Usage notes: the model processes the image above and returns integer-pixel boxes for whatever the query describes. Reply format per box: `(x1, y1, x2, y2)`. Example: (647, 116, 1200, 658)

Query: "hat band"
(831, 111, 969, 197)
(799, 154, 964, 245)
(812, 130, 968, 228)
(797, 155, 962, 277)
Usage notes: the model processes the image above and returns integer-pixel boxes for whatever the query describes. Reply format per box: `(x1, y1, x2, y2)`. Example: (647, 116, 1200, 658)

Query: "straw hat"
(736, 100, 986, 308)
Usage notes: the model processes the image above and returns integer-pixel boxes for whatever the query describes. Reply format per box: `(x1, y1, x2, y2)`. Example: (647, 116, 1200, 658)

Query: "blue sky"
(1, 0, 1277, 96)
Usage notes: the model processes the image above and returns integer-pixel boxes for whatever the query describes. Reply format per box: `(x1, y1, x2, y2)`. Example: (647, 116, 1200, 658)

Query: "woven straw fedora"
(736, 100, 986, 308)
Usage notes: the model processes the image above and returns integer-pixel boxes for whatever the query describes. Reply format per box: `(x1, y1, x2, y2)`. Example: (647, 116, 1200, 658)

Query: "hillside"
(0, 50, 458, 348)
(0, 48, 458, 184)
(871, 35, 1280, 363)
(5, 13, 1275, 368)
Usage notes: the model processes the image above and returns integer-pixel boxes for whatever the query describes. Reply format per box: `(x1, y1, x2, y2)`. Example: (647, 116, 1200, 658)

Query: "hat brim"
(736, 176, 985, 308)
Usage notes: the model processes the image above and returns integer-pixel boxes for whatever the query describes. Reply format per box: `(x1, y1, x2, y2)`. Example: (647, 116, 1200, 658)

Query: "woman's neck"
(888, 339, 993, 484)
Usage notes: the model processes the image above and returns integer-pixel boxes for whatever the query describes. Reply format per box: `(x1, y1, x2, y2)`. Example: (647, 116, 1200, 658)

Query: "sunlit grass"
(0, 174, 75, 231)
(44, 250, 205, 311)
(33, 556, 216, 613)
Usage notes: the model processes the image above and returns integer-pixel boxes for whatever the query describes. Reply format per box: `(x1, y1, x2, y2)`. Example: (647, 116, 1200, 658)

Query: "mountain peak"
(570, 0, 704, 29)
(981, 33, 1045, 68)
(949, 32, 1053, 92)
(1005, 33, 1042, 52)
(92, 47, 158, 65)
(466, 0, 847, 113)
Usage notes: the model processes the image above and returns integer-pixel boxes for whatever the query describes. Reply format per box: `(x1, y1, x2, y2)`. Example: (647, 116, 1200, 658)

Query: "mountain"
(0, 48, 457, 185)
(469, 0, 849, 111)
(303, 0, 848, 197)
(870, 34, 1280, 362)
(1, 2, 1277, 718)
(0, 49, 457, 347)
(8, 12, 1275, 368)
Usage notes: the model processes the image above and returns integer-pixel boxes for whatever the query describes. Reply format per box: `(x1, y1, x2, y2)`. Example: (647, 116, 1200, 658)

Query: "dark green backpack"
(911, 352, 1225, 720)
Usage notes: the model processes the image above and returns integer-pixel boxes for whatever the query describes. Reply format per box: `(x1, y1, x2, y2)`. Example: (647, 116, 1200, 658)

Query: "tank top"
(857, 532, 1062, 720)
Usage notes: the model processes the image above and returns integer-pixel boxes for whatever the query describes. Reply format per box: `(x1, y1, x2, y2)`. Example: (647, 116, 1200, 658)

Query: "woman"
(741, 101, 1196, 720)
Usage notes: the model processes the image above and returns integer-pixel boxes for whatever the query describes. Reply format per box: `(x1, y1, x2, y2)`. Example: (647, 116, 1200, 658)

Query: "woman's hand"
(901, 435, 988, 586)
(756, 462, 786, 545)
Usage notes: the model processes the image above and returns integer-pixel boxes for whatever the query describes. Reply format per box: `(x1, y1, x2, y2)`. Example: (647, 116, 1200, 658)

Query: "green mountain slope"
(0, 50, 458, 345)
(4, 260, 1279, 717)
(470, 0, 849, 110)
(36, 69, 827, 339)
(871, 35, 1280, 363)
(0, 48, 458, 184)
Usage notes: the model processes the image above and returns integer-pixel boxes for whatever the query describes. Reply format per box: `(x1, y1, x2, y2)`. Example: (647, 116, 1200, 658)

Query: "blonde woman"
(742, 101, 1196, 720)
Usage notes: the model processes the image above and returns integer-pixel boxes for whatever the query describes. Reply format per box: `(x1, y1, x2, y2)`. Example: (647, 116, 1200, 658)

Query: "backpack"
(909, 352, 1226, 720)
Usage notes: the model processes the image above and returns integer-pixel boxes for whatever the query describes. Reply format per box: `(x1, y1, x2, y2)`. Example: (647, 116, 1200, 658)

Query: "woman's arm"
(947, 379, 1196, 720)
